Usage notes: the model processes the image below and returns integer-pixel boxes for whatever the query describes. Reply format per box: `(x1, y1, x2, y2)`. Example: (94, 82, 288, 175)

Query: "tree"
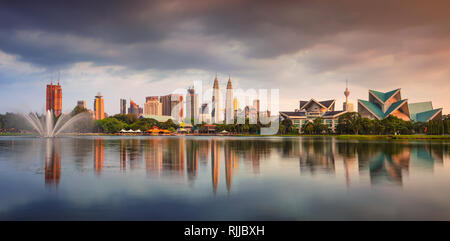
(302, 122, 314, 134)
(95, 118, 126, 133)
(311, 118, 328, 134)
(129, 118, 159, 130)
(71, 106, 89, 117)
(281, 118, 294, 133)
(112, 114, 138, 125)
(337, 112, 362, 134)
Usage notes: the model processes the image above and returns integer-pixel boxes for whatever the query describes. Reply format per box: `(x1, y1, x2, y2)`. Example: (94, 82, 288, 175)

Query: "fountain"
(21, 110, 91, 137)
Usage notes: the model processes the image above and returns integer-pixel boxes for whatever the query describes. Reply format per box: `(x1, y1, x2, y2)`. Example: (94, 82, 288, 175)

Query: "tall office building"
(128, 100, 142, 116)
(161, 94, 183, 121)
(94, 92, 105, 120)
(46, 80, 62, 116)
(225, 76, 234, 124)
(212, 74, 220, 123)
(144, 96, 162, 116)
(120, 99, 127, 115)
(186, 87, 199, 122)
(199, 103, 211, 123)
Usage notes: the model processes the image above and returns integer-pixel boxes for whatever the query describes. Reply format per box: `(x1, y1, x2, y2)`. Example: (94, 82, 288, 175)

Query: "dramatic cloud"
(0, 0, 449, 113)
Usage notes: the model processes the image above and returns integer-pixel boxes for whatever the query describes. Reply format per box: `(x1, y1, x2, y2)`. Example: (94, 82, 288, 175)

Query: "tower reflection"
(144, 138, 163, 176)
(45, 139, 61, 188)
(93, 138, 104, 175)
(211, 139, 220, 195)
(186, 139, 199, 182)
(225, 142, 239, 193)
(120, 139, 127, 172)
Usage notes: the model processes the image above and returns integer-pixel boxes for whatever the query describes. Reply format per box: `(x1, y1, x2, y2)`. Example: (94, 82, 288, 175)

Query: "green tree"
(95, 118, 126, 133)
(281, 118, 294, 133)
(302, 122, 314, 134)
(337, 112, 362, 134)
(311, 118, 327, 134)
(112, 114, 138, 125)
(71, 106, 89, 116)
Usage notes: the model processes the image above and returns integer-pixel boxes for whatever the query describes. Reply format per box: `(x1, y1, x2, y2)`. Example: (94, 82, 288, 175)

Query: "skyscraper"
(94, 92, 105, 120)
(225, 76, 234, 124)
(160, 94, 183, 121)
(212, 74, 220, 123)
(120, 99, 127, 115)
(144, 96, 162, 116)
(46, 80, 62, 116)
(186, 87, 199, 122)
(128, 99, 142, 116)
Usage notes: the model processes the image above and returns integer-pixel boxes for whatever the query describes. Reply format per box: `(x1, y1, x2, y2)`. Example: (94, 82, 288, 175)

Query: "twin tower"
(211, 74, 234, 124)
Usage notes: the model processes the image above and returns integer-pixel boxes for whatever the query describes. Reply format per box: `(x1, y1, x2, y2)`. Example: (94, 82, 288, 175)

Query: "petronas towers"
(211, 74, 234, 124)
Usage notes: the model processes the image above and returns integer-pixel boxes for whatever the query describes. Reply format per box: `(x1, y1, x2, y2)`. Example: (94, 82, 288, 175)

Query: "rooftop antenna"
(57, 69, 60, 85)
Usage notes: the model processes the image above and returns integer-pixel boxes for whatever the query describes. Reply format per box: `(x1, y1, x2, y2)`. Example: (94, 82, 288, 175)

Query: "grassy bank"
(336, 134, 450, 140)
(0, 132, 33, 136)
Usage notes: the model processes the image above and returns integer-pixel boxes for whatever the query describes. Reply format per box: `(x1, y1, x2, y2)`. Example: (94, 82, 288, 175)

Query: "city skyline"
(1, 1, 449, 115)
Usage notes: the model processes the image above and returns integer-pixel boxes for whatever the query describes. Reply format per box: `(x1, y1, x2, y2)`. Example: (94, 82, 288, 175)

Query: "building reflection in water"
(120, 139, 127, 172)
(211, 139, 220, 195)
(93, 138, 104, 175)
(129, 139, 141, 170)
(225, 142, 239, 193)
(143, 138, 185, 177)
(144, 139, 163, 176)
(186, 139, 199, 183)
(49, 137, 447, 192)
(45, 139, 61, 188)
(298, 138, 336, 175)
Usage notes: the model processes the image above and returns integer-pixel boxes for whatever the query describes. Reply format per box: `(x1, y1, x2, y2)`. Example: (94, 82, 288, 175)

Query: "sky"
(0, 0, 449, 115)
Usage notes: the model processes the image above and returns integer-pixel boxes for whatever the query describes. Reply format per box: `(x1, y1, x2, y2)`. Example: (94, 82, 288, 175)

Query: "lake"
(0, 136, 449, 220)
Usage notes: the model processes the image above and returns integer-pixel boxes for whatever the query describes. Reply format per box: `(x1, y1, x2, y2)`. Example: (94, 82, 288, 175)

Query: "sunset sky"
(0, 0, 449, 114)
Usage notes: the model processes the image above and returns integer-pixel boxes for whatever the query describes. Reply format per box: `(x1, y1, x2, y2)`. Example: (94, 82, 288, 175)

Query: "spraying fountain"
(22, 110, 91, 137)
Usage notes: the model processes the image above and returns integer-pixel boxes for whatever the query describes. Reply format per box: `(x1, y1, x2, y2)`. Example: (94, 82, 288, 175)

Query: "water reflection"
(45, 139, 61, 187)
(93, 138, 104, 175)
(12, 137, 450, 191)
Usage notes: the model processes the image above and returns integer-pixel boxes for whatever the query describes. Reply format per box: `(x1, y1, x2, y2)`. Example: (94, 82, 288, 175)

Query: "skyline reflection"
(29, 137, 450, 191)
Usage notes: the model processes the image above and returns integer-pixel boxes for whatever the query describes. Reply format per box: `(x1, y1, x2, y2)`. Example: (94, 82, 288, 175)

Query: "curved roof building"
(358, 88, 442, 122)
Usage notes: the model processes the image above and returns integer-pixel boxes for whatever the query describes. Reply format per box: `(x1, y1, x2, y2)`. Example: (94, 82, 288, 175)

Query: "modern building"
(160, 94, 184, 121)
(280, 98, 347, 133)
(46, 81, 62, 116)
(128, 100, 143, 116)
(358, 89, 410, 121)
(144, 96, 162, 116)
(199, 103, 211, 123)
(233, 97, 239, 117)
(358, 88, 443, 122)
(225, 76, 234, 123)
(408, 101, 442, 122)
(186, 87, 199, 122)
(77, 100, 86, 109)
(212, 74, 221, 123)
(343, 80, 354, 112)
(94, 92, 105, 120)
(120, 99, 127, 115)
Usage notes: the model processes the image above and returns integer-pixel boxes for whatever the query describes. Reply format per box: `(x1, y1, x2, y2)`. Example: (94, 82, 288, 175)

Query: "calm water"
(0, 136, 449, 220)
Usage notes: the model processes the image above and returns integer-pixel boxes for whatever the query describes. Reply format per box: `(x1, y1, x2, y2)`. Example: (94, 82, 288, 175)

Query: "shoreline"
(2, 132, 449, 140)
